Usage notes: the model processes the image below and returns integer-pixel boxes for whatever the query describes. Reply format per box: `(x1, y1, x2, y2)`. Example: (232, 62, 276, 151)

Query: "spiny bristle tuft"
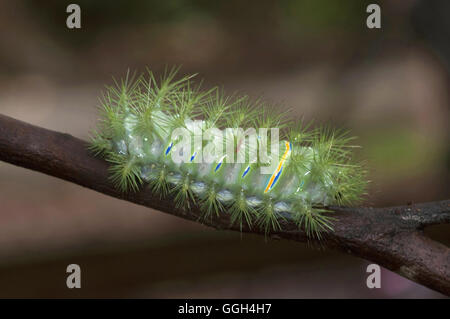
(107, 153, 142, 192)
(230, 190, 256, 231)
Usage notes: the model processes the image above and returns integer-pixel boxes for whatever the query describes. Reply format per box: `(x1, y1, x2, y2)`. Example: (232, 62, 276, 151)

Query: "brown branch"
(0, 113, 449, 295)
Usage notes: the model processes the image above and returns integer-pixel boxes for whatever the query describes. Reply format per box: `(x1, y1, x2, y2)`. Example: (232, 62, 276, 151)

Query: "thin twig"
(0, 113, 448, 295)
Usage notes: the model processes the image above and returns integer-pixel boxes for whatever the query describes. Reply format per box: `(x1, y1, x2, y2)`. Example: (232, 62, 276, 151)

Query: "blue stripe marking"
(190, 152, 197, 162)
(165, 142, 173, 155)
(214, 162, 222, 172)
(270, 167, 283, 190)
(242, 165, 250, 178)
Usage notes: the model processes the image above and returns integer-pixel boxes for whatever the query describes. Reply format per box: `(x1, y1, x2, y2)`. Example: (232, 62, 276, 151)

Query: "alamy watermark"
(168, 124, 281, 175)
(366, 264, 381, 289)
(66, 264, 81, 289)
(66, 4, 81, 29)
(366, 4, 381, 29)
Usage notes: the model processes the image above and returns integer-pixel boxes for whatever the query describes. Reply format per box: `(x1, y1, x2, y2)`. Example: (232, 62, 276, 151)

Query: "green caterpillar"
(89, 67, 367, 238)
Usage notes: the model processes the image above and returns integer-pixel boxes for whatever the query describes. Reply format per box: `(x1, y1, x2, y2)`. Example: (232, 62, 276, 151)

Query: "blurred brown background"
(0, 0, 448, 298)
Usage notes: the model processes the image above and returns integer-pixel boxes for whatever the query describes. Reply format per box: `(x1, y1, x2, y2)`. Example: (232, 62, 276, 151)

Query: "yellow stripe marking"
(264, 141, 291, 193)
